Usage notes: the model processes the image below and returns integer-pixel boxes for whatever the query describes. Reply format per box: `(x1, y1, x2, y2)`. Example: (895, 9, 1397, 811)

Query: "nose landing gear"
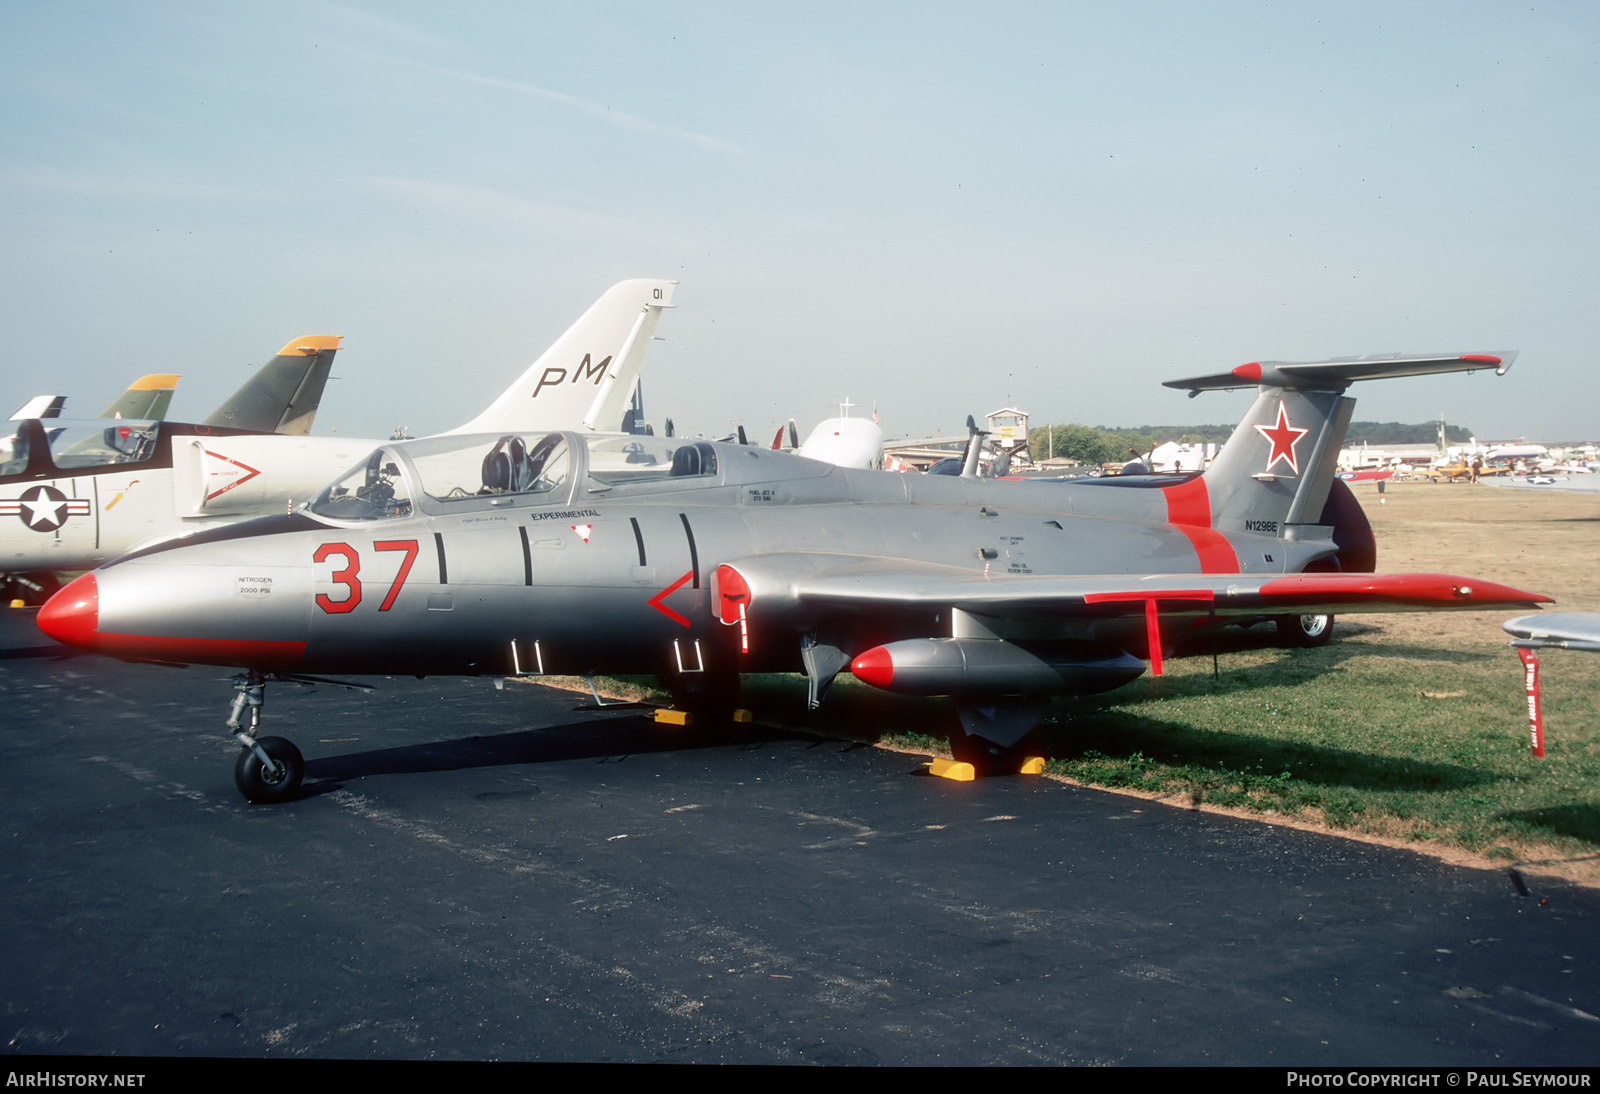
(227, 670, 305, 804)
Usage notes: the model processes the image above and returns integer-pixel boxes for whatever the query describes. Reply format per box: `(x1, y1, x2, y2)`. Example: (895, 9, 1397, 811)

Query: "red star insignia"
(1254, 402, 1309, 474)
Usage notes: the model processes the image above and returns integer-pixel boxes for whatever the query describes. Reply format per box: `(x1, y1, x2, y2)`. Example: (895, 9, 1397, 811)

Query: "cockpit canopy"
(307, 432, 724, 521)
(0, 419, 160, 481)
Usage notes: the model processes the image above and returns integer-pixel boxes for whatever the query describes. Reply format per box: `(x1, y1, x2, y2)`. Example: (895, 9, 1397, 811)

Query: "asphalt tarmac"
(2, 609, 1597, 1066)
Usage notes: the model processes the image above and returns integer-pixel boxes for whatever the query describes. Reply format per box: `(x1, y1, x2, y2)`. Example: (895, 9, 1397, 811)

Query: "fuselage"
(38, 430, 1334, 678)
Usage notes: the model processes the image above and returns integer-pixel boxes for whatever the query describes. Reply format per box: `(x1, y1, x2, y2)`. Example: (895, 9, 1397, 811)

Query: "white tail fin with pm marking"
(446, 279, 677, 436)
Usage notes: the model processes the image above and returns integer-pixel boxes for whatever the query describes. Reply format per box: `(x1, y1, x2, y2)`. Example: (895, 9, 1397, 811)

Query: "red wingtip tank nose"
(37, 573, 100, 649)
(850, 646, 895, 689)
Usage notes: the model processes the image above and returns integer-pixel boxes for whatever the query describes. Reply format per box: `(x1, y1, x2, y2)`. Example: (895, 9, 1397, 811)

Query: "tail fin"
(445, 279, 676, 436)
(9, 395, 66, 420)
(100, 373, 180, 420)
(620, 381, 648, 435)
(203, 336, 341, 435)
(1168, 351, 1517, 540)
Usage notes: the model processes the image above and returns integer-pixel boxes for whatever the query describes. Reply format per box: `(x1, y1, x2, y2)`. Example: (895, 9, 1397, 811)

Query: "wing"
(714, 553, 1549, 627)
(713, 553, 1550, 701)
(1504, 612, 1600, 652)
(1163, 350, 1516, 395)
(1483, 475, 1600, 495)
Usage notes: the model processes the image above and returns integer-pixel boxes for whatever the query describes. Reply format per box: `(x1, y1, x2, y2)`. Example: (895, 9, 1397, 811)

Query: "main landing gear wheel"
(1277, 613, 1334, 648)
(662, 667, 742, 730)
(949, 729, 1031, 778)
(234, 736, 304, 804)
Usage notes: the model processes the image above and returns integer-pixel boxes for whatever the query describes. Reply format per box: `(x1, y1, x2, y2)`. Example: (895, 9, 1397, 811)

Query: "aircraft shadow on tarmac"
(297, 711, 835, 798)
(0, 613, 1511, 803)
(0, 643, 79, 661)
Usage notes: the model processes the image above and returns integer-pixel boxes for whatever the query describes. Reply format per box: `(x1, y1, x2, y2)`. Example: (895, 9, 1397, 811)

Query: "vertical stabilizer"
(100, 374, 180, 420)
(203, 336, 341, 435)
(1167, 350, 1516, 541)
(1199, 386, 1354, 540)
(9, 395, 66, 420)
(446, 279, 676, 436)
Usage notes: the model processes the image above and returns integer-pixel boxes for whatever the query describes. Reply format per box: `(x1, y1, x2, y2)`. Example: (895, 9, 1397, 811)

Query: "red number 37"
(313, 540, 419, 614)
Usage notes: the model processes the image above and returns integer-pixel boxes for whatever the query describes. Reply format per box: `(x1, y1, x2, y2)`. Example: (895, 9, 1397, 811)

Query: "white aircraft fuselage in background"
(1, 279, 676, 589)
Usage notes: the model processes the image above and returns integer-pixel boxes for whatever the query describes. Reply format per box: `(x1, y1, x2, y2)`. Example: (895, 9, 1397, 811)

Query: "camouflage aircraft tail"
(1166, 352, 1516, 550)
(202, 336, 341, 435)
(100, 373, 180, 420)
(445, 279, 677, 436)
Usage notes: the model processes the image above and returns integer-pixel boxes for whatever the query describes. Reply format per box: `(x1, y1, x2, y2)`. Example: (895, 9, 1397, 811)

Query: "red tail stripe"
(1160, 477, 1239, 574)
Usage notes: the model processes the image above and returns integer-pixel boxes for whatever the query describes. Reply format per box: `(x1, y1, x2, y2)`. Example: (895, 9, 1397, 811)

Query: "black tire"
(948, 727, 1029, 777)
(1276, 613, 1334, 648)
(234, 737, 305, 804)
(661, 668, 742, 730)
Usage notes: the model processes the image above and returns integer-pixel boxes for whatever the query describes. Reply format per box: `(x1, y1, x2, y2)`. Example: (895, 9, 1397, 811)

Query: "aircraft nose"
(38, 573, 99, 648)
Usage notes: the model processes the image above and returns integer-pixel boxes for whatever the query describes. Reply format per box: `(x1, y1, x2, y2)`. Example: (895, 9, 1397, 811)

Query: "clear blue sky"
(3, 2, 1595, 444)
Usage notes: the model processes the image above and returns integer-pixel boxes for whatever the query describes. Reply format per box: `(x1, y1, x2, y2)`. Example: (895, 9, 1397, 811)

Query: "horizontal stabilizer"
(1165, 351, 1517, 396)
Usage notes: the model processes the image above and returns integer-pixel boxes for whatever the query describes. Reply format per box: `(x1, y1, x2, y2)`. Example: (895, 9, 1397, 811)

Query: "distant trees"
(1027, 420, 1472, 464)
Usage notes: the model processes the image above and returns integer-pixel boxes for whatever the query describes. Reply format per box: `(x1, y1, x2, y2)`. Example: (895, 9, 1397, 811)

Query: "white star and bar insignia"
(0, 485, 92, 532)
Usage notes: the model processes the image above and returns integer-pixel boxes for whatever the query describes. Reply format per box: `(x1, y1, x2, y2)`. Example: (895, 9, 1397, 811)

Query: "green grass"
(1021, 624, 1600, 861)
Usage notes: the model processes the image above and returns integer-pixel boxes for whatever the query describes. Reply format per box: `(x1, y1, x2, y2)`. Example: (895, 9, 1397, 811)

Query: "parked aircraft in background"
(38, 349, 1547, 801)
(790, 400, 885, 470)
(1484, 474, 1600, 495)
(4, 279, 675, 601)
(10, 374, 183, 423)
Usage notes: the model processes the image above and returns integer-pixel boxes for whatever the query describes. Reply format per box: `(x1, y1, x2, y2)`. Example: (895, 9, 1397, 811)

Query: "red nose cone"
(850, 646, 894, 689)
(38, 573, 100, 649)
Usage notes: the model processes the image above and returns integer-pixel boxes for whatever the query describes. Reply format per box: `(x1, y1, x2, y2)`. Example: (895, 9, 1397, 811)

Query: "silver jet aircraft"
(3, 279, 675, 599)
(39, 350, 1549, 801)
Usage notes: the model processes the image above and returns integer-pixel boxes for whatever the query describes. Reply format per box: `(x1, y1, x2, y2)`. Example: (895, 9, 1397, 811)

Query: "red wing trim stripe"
(1256, 573, 1550, 605)
(1159, 477, 1239, 574)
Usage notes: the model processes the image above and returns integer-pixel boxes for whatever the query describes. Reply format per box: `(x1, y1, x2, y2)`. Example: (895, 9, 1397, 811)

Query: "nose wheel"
(226, 670, 305, 803)
(234, 736, 305, 803)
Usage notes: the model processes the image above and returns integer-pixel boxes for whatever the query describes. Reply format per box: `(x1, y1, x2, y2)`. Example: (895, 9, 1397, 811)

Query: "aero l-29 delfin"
(39, 350, 1549, 801)
(3, 280, 675, 599)
(2, 336, 341, 602)
(9, 372, 182, 422)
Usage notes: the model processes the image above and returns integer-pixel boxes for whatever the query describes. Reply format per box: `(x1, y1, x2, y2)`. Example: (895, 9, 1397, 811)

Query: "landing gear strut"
(947, 697, 1050, 777)
(226, 671, 304, 803)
